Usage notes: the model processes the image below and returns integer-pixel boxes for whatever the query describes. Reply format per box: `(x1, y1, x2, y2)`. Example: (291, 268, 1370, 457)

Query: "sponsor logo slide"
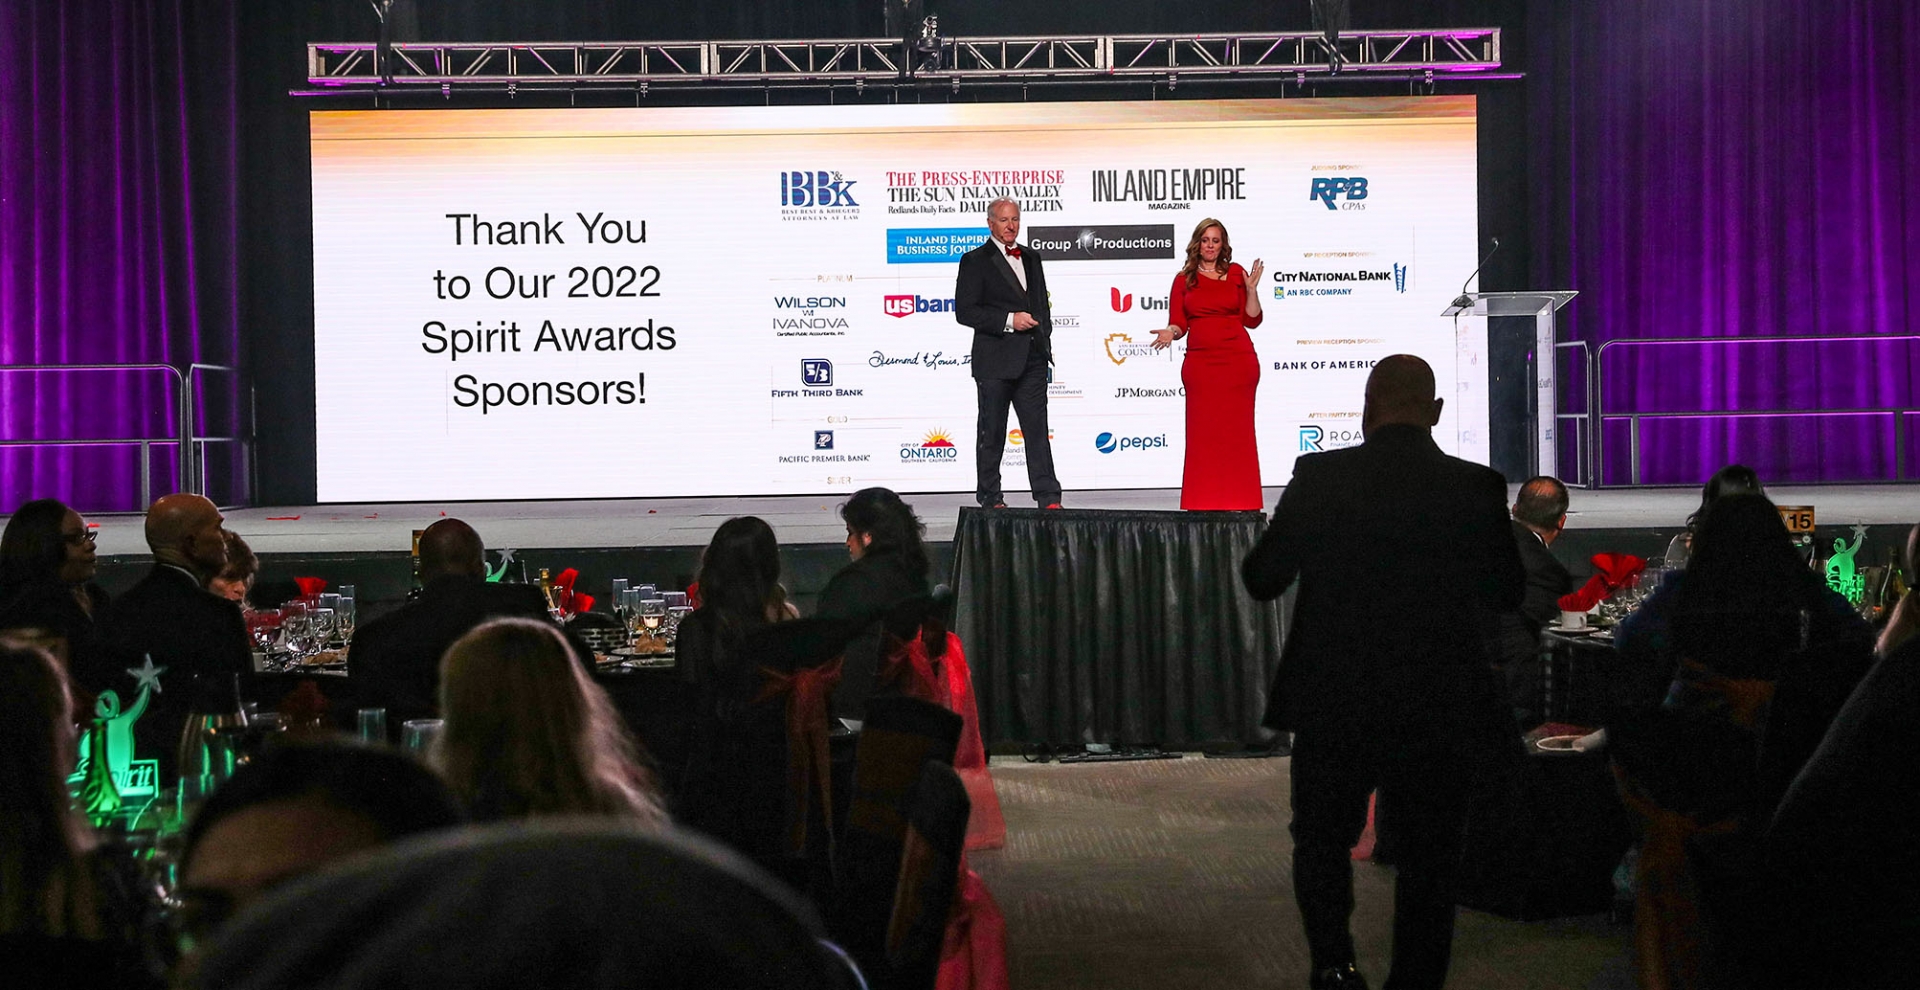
(887, 228, 986, 264)
(1027, 224, 1177, 261)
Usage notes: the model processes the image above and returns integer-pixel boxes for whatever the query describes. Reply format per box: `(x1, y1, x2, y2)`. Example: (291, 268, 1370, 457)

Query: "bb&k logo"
(781, 171, 859, 207)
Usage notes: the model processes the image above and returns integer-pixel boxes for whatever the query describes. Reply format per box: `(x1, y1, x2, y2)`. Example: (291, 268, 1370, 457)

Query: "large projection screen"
(311, 96, 1484, 502)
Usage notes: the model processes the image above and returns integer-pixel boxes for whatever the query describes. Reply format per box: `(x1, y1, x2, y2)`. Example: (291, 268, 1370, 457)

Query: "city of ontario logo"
(901, 429, 960, 461)
(1309, 176, 1368, 210)
(814, 430, 834, 450)
(780, 171, 858, 208)
(883, 294, 956, 318)
(801, 359, 833, 387)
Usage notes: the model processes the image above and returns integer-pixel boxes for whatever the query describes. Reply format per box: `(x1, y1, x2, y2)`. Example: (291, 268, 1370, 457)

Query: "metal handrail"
(1592, 334, 1920, 487)
(187, 363, 242, 497)
(1551, 340, 1594, 487)
(0, 363, 190, 499)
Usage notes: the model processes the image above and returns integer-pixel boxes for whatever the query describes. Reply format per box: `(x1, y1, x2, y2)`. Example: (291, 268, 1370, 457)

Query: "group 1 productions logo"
(1309, 176, 1369, 211)
(1298, 424, 1363, 452)
(900, 429, 961, 463)
(772, 295, 848, 336)
(1109, 288, 1168, 313)
(883, 294, 956, 318)
(1272, 264, 1408, 299)
(1094, 431, 1169, 454)
(779, 171, 860, 221)
(1026, 224, 1176, 261)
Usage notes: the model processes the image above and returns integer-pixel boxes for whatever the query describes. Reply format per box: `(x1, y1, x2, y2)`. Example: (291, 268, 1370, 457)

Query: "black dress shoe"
(1310, 962, 1369, 990)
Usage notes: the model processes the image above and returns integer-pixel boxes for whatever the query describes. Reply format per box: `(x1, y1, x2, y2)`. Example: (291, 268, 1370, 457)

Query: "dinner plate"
(1534, 734, 1585, 754)
(1546, 625, 1598, 635)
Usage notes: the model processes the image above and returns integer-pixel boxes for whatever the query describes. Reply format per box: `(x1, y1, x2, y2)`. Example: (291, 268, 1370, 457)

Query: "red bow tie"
(1004, 246, 1023, 259)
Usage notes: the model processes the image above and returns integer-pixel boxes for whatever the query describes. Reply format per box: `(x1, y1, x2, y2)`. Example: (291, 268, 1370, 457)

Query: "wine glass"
(279, 601, 313, 658)
(309, 608, 336, 651)
(638, 598, 667, 647)
(622, 590, 647, 646)
(665, 605, 693, 646)
(335, 596, 356, 642)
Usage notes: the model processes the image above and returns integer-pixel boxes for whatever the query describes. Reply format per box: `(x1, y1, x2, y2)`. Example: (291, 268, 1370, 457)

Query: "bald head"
(146, 493, 228, 579)
(419, 519, 485, 582)
(1361, 354, 1443, 437)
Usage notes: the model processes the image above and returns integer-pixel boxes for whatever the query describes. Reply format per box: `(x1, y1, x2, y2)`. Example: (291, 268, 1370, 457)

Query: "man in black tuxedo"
(347, 518, 555, 728)
(1499, 476, 1574, 725)
(98, 493, 253, 780)
(953, 197, 1061, 508)
(1242, 355, 1525, 990)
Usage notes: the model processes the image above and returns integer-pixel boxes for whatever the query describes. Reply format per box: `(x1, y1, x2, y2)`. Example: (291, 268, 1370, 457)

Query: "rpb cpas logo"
(1309, 176, 1368, 210)
(780, 171, 859, 207)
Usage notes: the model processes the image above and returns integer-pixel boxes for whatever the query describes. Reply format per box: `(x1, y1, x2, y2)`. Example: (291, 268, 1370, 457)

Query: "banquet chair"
(881, 761, 972, 990)
(831, 695, 963, 976)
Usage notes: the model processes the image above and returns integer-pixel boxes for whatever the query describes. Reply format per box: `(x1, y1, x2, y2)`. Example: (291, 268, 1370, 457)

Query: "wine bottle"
(538, 568, 560, 614)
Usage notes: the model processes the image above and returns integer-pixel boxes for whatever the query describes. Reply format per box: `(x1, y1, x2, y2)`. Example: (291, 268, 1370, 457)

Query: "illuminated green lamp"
(67, 655, 164, 815)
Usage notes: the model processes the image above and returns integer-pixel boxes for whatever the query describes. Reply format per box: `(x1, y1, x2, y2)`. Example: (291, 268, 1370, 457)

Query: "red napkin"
(551, 568, 591, 616)
(1591, 552, 1646, 588)
(685, 580, 702, 609)
(278, 680, 331, 734)
(293, 577, 328, 597)
(570, 592, 595, 615)
(1558, 574, 1610, 613)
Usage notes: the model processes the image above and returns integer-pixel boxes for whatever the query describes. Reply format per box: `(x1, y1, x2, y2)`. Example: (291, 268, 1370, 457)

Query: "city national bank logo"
(1094, 431, 1169, 454)
(779, 171, 860, 221)
(1110, 288, 1168, 313)
(883, 294, 956, 318)
(1027, 224, 1176, 261)
(900, 429, 961, 462)
(1103, 333, 1169, 365)
(772, 295, 849, 336)
(1298, 424, 1364, 452)
(1272, 264, 1409, 299)
(1309, 176, 1369, 210)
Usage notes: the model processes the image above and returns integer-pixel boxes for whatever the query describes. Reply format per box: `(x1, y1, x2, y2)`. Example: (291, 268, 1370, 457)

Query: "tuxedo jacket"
(953, 240, 1051, 380)
(1241, 425, 1526, 743)
(97, 565, 254, 777)
(347, 576, 556, 724)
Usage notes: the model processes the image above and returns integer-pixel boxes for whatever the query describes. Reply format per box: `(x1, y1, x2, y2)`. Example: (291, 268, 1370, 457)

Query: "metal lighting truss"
(304, 29, 1500, 91)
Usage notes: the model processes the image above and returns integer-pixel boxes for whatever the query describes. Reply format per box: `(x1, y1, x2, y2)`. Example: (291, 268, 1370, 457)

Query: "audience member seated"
(434, 618, 666, 824)
(0, 497, 111, 676)
(1495, 476, 1574, 727)
(1749, 522, 1920, 987)
(97, 493, 252, 780)
(816, 487, 933, 721)
(0, 639, 159, 989)
(205, 531, 258, 606)
(347, 518, 554, 727)
(1663, 463, 1763, 568)
(673, 516, 799, 791)
(175, 740, 464, 955)
(1607, 493, 1872, 990)
(184, 822, 863, 990)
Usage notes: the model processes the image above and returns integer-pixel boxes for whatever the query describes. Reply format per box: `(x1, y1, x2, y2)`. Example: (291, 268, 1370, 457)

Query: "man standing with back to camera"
(1242, 355, 1524, 990)
(953, 197, 1061, 509)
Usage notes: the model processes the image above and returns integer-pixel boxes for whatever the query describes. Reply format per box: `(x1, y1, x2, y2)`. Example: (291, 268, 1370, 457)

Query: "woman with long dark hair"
(0, 639, 155, 986)
(1150, 218, 1267, 510)
(816, 488, 932, 719)
(0, 498, 109, 672)
(435, 618, 665, 825)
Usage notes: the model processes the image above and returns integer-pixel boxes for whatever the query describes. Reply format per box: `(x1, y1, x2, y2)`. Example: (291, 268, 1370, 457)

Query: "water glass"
(635, 584, 657, 600)
(402, 719, 444, 754)
(356, 708, 387, 744)
(610, 578, 630, 607)
(338, 584, 356, 601)
(336, 596, 356, 641)
(662, 591, 688, 609)
(310, 608, 337, 650)
(665, 605, 693, 643)
(639, 597, 667, 637)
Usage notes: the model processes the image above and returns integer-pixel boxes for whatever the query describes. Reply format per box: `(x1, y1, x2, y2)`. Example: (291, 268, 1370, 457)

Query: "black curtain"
(951, 508, 1287, 748)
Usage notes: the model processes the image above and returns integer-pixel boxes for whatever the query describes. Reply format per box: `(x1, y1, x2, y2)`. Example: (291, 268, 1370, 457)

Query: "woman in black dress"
(0, 498, 109, 677)
(816, 487, 932, 720)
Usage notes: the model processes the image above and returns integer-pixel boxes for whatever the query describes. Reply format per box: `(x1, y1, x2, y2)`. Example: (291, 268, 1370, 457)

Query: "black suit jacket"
(814, 548, 931, 719)
(953, 240, 1050, 380)
(97, 565, 254, 778)
(347, 576, 555, 724)
(1497, 519, 1574, 664)
(1241, 425, 1526, 742)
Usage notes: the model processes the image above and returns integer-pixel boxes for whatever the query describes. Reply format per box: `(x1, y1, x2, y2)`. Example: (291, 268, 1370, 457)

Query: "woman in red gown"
(1154, 218, 1265, 509)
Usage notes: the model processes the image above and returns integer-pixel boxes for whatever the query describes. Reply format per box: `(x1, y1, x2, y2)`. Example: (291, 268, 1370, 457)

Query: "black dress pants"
(973, 344, 1060, 506)
(1290, 729, 1483, 990)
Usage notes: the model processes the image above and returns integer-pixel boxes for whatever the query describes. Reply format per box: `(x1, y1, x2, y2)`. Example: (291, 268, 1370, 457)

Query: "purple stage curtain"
(0, 0, 241, 514)
(1530, 0, 1920, 485)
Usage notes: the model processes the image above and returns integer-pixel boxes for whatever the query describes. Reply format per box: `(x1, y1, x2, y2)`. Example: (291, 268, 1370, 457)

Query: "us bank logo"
(801, 359, 833, 387)
(883, 294, 956, 318)
(1309, 176, 1369, 210)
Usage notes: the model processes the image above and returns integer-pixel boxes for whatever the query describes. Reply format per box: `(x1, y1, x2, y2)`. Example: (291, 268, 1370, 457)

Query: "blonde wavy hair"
(436, 618, 665, 825)
(1177, 218, 1234, 289)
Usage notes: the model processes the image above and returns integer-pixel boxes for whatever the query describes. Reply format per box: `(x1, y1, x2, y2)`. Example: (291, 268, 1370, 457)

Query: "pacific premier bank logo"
(1309, 176, 1369, 210)
(801, 359, 834, 387)
(883, 294, 956, 318)
(814, 430, 834, 450)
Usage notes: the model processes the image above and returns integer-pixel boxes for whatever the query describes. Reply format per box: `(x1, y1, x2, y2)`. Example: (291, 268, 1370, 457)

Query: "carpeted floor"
(970, 755, 1634, 990)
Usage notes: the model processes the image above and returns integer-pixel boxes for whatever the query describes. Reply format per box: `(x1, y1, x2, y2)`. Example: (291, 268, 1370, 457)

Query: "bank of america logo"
(1393, 263, 1408, 293)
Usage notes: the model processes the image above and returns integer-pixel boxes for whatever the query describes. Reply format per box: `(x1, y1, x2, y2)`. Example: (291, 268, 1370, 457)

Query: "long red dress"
(1170, 265, 1264, 509)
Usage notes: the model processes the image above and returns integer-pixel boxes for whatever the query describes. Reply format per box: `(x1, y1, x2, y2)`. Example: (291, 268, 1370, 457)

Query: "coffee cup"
(1558, 609, 1587, 631)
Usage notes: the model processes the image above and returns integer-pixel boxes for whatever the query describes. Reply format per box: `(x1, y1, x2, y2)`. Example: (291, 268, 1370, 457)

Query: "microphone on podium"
(1442, 237, 1501, 317)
